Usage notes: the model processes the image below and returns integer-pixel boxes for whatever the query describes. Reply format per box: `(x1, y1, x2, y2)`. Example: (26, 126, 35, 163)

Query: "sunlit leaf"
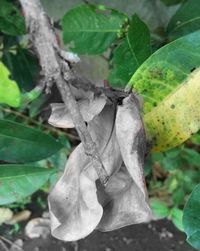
(0, 62, 21, 107)
(129, 30, 200, 113)
(170, 207, 184, 231)
(150, 199, 170, 218)
(2, 48, 39, 92)
(144, 68, 200, 152)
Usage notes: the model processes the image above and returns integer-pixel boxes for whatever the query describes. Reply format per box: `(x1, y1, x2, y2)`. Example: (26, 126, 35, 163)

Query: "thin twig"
(0, 237, 23, 251)
(0, 239, 9, 251)
(1, 107, 79, 141)
(18, 0, 109, 185)
(0, 236, 24, 251)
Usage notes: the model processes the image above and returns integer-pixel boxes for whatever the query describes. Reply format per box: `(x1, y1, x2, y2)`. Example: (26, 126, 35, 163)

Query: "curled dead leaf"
(25, 218, 51, 239)
(6, 210, 31, 225)
(0, 208, 13, 224)
(98, 95, 151, 231)
(48, 95, 107, 128)
(48, 93, 152, 241)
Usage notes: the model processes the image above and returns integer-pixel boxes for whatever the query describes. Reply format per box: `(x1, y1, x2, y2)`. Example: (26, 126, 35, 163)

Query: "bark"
(18, 0, 109, 185)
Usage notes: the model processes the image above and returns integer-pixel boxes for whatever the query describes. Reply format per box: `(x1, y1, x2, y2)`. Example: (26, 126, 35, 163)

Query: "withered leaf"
(48, 94, 152, 241)
(97, 95, 152, 231)
(48, 95, 106, 128)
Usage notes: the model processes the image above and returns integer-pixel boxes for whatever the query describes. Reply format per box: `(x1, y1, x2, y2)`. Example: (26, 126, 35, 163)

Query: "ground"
(1, 219, 195, 251)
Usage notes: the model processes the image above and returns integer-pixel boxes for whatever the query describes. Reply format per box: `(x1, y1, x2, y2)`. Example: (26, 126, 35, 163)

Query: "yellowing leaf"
(144, 68, 200, 152)
(0, 62, 21, 107)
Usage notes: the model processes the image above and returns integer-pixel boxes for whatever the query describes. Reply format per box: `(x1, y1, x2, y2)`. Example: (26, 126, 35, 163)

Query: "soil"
(21, 219, 194, 251)
(0, 194, 195, 251)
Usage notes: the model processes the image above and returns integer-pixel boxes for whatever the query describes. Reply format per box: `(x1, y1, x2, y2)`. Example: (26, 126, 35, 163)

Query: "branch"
(18, 0, 109, 185)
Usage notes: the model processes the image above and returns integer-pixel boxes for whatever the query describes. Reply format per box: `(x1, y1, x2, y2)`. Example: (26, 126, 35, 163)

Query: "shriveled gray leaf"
(48, 95, 106, 128)
(48, 104, 121, 241)
(48, 94, 152, 241)
(48, 144, 103, 241)
(97, 95, 152, 231)
(25, 218, 51, 239)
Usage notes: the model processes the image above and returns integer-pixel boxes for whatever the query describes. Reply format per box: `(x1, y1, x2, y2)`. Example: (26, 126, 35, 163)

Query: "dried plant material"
(98, 95, 152, 231)
(6, 210, 31, 225)
(0, 208, 13, 225)
(48, 105, 120, 241)
(48, 94, 152, 241)
(25, 218, 51, 239)
(48, 95, 107, 128)
(48, 144, 103, 241)
(9, 239, 23, 251)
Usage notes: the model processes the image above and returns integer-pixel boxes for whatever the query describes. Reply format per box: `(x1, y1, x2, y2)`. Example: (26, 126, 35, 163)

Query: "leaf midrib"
(0, 133, 56, 148)
(0, 170, 53, 180)
(171, 16, 200, 33)
(64, 29, 120, 33)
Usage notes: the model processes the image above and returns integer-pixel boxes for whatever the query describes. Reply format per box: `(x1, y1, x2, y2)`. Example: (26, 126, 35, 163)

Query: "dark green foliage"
(0, 1, 200, 248)
(167, 0, 200, 39)
(2, 48, 39, 92)
(160, 0, 184, 5)
(62, 4, 128, 54)
(183, 184, 200, 250)
(0, 119, 63, 163)
(0, 164, 55, 205)
(0, 0, 25, 36)
(109, 15, 151, 87)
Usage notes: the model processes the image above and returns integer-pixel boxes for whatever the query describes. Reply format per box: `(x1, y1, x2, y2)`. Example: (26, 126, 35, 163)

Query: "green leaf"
(150, 199, 170, 218)
(172, 188, 185, 205)
(0, 164, 54, 205)
(0, 0, 26, 36)
(187, 231, 200, 250)
(167, 0, 200, 39)
(2, 48, 39, 92)
(182, 148, 200, 168)
(0, 62, 21, 107)
(129, 30, 200, 113)
(0, 119, 63, 163)
(161, 157, 181, 171)
(160, 0, 184, 6)
(109, 15, 151, 87)
(160, 148, 182, 171)
(170, 207, 184, 231)
(183, 184, 200, 250)
(62, 4, 127, 54)
(190, 133, 200, 145)
(144, 68, 200, 152)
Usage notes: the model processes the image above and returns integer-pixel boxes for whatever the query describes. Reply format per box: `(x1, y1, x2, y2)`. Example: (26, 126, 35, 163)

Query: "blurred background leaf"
(0, 0, 25, 36)
(183, 184, 200, 250)
(167, 0, 200, 39)
(0, 119, 63, 163)
(2, 47, 40, 92)
(62, 4, 128, 54)
(109, 15, 151, 87)
(0, 165, 55, 205)
(0, 62, 21, 107)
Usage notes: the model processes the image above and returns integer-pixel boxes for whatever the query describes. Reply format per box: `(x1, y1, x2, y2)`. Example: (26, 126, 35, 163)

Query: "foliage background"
(0, 0, 200, 250)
